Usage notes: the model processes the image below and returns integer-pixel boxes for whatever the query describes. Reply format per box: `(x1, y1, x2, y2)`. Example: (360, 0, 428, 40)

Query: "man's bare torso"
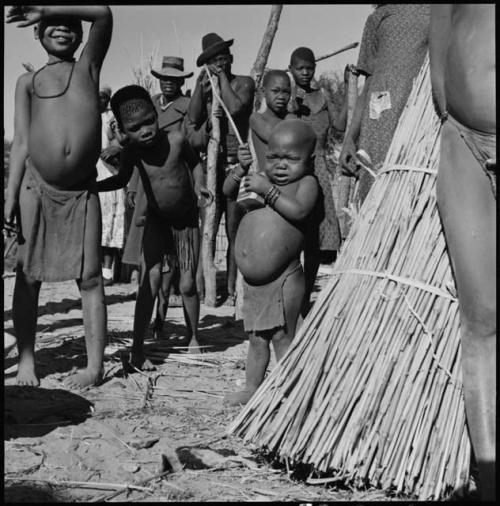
(28, 61, 101, 189)
(445, 4, 495, 133)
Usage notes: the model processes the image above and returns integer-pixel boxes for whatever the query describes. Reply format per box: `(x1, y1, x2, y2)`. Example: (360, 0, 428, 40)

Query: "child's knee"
(80, 271, 101, 290)
(179, 273, 196, 296)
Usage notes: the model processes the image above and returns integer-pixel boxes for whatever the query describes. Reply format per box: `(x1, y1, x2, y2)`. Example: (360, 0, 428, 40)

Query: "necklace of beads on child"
(32, 58, 76, 99)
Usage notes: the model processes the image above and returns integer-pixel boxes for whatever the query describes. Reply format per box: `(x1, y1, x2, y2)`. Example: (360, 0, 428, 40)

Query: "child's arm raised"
(243, 174, 318, 223)
(7, 6, 112, 81)
(222, 143, 252, 199)
(96, 148, 134, 192)
(4, 73, 31, 235)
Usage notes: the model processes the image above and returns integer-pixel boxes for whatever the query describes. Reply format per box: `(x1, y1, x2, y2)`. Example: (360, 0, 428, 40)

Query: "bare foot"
(223, 388, 257, 406)
(153, 320, 164, 340)
(16, 360, 40, 387)
(186, 336, 201, 354)
(64, 367, 103, 390)
(225, 294, 236, 306)
(128, 352, 156, 372)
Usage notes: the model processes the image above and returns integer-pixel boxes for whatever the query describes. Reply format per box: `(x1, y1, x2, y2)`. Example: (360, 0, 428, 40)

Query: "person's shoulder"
(16, 71, 32, 89)
(300, 174, 319, 189)
(174, 95, 190, 109)
(167, 128, 185, 146)
(233, 75, 256, 89)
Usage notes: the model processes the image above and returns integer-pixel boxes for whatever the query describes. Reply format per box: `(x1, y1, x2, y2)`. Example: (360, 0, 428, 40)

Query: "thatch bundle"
(227, 57, 470, 500)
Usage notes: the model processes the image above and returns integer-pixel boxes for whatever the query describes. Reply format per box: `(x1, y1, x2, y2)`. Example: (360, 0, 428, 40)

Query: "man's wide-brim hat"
(151, 56, 193, 79)
(196, 32, 234, 67)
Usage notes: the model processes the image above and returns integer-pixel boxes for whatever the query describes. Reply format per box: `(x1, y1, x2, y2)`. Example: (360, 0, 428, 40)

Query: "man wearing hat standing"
(188, 33, 255, 305)
(97, 85, 125, 286)
(124, 56, 195, 336)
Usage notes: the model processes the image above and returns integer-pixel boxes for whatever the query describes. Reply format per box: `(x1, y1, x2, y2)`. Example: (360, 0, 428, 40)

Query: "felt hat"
(100, 85, 112, 98)
(151, 56, 193, 79)
(196, 33, 234, 67)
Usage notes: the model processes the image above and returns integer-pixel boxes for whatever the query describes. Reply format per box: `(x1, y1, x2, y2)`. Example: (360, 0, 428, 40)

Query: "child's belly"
(28, 101, 101, 189)
(152, 176, 195, 217)
(235, 207, 304, 285)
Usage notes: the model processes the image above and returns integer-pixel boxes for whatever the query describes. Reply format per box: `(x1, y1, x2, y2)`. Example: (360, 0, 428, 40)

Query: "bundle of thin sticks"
(228, 56, 470, 500)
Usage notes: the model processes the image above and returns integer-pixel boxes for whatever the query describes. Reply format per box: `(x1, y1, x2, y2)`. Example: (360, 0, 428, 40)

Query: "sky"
(3, 4, 372, 140)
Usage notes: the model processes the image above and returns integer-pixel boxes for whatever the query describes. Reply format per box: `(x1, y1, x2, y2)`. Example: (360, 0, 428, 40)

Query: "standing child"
(97, 85, 207, 366)
(222, 119, 319, 406)
(4, 6, 112, 389)
(288, 47, 343, 315)
(248, 69, 294, 170)
(430, 4, 495, 500)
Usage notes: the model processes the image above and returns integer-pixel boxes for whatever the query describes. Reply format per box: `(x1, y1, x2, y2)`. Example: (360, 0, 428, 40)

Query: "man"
(124, 56, 193, 336)
(187, 33, 255, 305)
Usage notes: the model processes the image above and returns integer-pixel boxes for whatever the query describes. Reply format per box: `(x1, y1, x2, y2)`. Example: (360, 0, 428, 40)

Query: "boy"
(430, 4, 495, 500)
(187, 32, 255, 305)
(288, 47, 343, 316)
(97, 85, 206, 366)
(4, 6, 112, 389)
(222, 119, 319, 406)
(125, 56, 194, 336)
(249, 70, 294, 170)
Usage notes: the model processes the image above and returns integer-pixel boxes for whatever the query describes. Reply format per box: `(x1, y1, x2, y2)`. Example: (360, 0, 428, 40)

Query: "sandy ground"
(4, 268, 409, 503)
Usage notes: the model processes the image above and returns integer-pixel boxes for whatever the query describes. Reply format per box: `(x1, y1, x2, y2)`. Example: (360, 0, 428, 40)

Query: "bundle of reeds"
(228, 56, 470, 500)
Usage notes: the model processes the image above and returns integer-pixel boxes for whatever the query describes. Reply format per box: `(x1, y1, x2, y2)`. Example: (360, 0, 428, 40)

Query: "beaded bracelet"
(268, 188, 281, 208)
(264, 185, 281, 207)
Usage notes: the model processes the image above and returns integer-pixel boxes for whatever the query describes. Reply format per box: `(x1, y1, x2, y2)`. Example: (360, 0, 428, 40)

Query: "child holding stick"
(430, 4, 496, 500)
(97, 85, 207, 366)
(4, 6, 112, 388)
(222, 119, 319, 405)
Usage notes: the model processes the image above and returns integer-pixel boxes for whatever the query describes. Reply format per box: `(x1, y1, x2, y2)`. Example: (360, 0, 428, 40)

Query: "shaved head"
(263, 69, 290, 89)
(290, 47, 315, 65)
(269, 119, 317, 158)
(110, 85, 156, 127)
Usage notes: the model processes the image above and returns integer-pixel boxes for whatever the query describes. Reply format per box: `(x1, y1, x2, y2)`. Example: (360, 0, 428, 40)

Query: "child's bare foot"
(223, 388, 257, 406)
(129, 351, 156, 372)
(16, 359, 40, 386)
(225, 294, 236, 306)
(183, 336, 201, 354)
(153, 320, 163, 340)
(64, 367, 103, 390)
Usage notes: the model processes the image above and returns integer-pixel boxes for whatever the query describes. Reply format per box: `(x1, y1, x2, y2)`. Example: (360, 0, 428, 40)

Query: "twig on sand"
(180, 432, 228, 448)
(91, 469, 182, 502)
(4, 477, 153, 493)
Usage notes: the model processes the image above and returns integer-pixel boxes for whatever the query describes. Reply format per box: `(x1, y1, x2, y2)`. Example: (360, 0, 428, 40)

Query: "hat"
(196, 33, 234, 67)
(100, 85, 112, 98)
(151, 56, 193, 79)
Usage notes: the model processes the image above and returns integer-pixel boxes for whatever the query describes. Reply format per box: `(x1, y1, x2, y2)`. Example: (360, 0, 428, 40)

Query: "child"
(4, 6, 112, 389)
(97, 85, 207, 367)
(430, 4, 495, 500)
(222, 119, 319, 406)
(288, 47, 343, 316)
(249, 69, 294, 170)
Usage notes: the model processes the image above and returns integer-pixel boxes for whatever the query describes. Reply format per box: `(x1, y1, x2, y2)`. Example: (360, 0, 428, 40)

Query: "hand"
(196, 69, 212, 95)
(243, 173, 270, 195)
(4, 196, 19, 238)
(126, 191, 136, 209)
(100, 146, 122, 163)
(237, 144, 253, 171)
(6, 6, 45, 27)
(339, 137, 358, 177)
(196, 186, 214, 208)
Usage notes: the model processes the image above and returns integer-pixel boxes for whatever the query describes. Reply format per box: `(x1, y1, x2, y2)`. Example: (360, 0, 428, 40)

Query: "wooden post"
(202, 78, 221, 307)
(250, 5, 283, 111)
(334, 64, 359, 240)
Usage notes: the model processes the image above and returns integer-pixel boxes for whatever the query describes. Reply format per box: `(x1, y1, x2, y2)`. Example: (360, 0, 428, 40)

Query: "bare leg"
(225, 198, 243, 303)
(302, 245, 320, 317)
(66, 193, 107, 389)
(102, 247, 114, 270)
(272, 264, 305, 361)
(223, 331, 270, 406)
(179, 230, 201, 352)
(154, 270, 174, 338)
(130, 221, 163, 371)
(437, 120, 496, 501)
(13, 271, 41, 386)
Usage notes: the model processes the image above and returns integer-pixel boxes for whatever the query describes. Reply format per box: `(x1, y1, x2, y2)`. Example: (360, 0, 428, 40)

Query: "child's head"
(263, 70, 291, 116)
(110, 85, 159, 148)
(289, 47, 316, 89)
(265, 119, 316, 185)
(36, 15, 83, 58)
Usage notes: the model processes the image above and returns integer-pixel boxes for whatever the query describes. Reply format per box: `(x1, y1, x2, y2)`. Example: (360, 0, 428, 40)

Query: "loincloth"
(447, 115, 496, 198)
(243, 262, 303, 334)
(141, 207, 199, 276)
(18, 158, 93, 282)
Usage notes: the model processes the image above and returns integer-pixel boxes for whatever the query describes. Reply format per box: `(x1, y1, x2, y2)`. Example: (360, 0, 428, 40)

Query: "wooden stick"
(315, 42, 359, 63)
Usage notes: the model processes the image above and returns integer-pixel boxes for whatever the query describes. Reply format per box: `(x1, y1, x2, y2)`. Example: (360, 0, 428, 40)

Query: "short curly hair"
(110, 85, 156, 127)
